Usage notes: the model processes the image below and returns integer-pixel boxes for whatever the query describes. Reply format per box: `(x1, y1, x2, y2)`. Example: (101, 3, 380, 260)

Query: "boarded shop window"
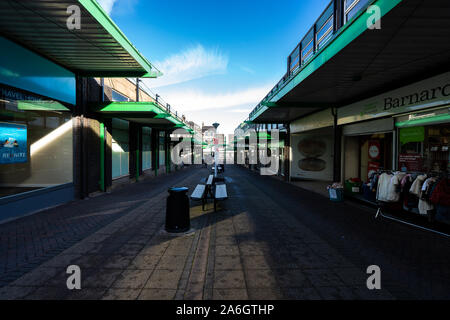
(159, 131, 165, 166)
(142, 127, 152, 170)
(112, 118, 129, 178)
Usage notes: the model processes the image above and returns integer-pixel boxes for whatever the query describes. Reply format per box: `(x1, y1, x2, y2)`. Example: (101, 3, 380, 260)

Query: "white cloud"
(97, 0, 117, 15)
(229, 108, 253, 113)
(149, 85, 272, 134)
(155, 85, 272, 112)
(150, 45, 228, 88)
(239, 66, 255, 74)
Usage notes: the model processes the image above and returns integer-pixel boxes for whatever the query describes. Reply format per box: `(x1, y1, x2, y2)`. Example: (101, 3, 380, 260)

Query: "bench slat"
(206, 175, 214, 185)
(191, 184, 206, 199)
(215, 184, 227, 200)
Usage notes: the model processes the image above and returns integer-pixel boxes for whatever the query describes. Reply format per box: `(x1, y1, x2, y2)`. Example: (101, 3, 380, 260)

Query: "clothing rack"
(374, 170, 450, 238)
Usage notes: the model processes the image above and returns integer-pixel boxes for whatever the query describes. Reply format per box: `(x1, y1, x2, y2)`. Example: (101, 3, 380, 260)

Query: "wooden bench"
(190, 184, 206, 210)
(214, 183, 228, 212)
(206, 174, 214, 197)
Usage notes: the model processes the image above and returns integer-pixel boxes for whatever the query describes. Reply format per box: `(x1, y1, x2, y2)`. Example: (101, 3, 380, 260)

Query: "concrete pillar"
(284, 126, 291, 182)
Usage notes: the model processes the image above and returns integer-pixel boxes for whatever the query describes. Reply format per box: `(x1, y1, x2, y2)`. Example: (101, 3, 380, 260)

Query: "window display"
(399, 124, 449, 173)
(0, 86, 73, 198)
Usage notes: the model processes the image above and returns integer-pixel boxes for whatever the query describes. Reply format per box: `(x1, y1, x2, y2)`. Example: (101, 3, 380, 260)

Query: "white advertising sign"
(290, 130, 333, 181)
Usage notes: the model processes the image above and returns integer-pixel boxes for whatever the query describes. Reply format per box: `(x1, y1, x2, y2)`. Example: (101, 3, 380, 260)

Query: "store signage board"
(0, 122, 27, 164)
(399, 126, 425, 145)
(338, 72, 450, 125)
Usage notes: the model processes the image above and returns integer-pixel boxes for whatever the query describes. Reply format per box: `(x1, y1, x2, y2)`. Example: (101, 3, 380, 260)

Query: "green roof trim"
(18, 100, 70, 111)
(166, 115, 184, 126)
(78, 0, 161, 78)
(94, 101, 163, 113)
(396, 114, 450, 128)
(257, 131, 272, 139)
(249, 106, 268, 122)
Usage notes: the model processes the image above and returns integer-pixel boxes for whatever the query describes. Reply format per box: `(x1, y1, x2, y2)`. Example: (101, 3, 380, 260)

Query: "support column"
(74, 75, 89, 199)
(191, 138, 194, 165)
(284, 125, 291, 182)
(104, 118, 113, 191)
(332, 107, 342, 182)
(165, 131, 170, 174)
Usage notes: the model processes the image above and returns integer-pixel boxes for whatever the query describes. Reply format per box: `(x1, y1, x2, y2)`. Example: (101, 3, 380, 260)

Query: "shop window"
(399, 124, 450, 173)
(142, 127, 152, 170)
(159, 131, 165, 166)
(343, 132, 393, 202)
(112, 118, 129, 178)
(0, 86, 73, 198)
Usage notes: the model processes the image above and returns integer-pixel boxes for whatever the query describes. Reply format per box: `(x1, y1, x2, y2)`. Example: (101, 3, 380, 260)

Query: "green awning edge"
(78, 0, 162, 78)
(93, 101, 163, 113)
(18, 100, 70, 111)
(395, 114, 450, 128)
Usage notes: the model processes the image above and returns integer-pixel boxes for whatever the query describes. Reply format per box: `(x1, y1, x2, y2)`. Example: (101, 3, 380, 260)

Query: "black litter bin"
(165, 187, 190, 233)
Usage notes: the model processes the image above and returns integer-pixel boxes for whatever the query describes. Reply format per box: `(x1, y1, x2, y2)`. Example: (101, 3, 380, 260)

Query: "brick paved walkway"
(0, 165, 449, 299)
(0, 167, 197, 288)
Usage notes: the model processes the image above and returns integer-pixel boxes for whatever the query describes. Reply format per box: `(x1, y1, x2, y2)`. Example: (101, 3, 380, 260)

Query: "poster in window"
(368, 140, 381, 160)
(0, 122, 27, 164)
(367, 161, 380, 180)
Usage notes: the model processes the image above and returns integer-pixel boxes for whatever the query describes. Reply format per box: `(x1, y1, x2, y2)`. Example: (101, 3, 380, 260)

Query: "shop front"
(338, 72, 450, 229)
(0, 37, 76, 222)
(341, 118, 394, 203)
(0, 0, 162, 222)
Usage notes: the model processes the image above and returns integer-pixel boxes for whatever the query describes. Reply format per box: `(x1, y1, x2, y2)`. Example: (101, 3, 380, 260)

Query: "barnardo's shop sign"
(338, 72, 450, 125)
(0, 122, 27, 164)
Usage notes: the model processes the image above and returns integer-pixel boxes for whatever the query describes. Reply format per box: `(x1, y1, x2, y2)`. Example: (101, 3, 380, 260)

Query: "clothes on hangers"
(376, 172, 406, 202)
(418, 177, 437, 215)
(402, 175, 419, 213)
(409, 174, 427, 197)
(430, 178, 450, 225)
(430, 178, 450, 206)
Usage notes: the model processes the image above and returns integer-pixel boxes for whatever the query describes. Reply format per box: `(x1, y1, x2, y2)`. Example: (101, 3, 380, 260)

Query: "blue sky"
(98, 0, 330, 134)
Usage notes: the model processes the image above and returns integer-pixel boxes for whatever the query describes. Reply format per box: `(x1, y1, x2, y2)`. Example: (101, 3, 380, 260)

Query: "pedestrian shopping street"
(0, 165, 449, 300)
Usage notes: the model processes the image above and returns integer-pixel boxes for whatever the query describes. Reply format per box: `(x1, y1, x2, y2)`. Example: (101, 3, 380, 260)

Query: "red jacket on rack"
(430, 179, 450, 207)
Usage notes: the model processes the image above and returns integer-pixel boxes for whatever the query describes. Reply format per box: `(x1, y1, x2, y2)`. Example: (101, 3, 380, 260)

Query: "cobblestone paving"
(0, 165, 449, 299)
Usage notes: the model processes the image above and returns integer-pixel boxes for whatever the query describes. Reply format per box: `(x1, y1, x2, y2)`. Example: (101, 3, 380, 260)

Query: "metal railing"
(249, 0, 373, 119)
(127, 78, 194, 130)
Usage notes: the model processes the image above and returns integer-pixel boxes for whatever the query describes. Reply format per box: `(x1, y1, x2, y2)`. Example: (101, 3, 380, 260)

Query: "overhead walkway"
(249, 0, 450, 123)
